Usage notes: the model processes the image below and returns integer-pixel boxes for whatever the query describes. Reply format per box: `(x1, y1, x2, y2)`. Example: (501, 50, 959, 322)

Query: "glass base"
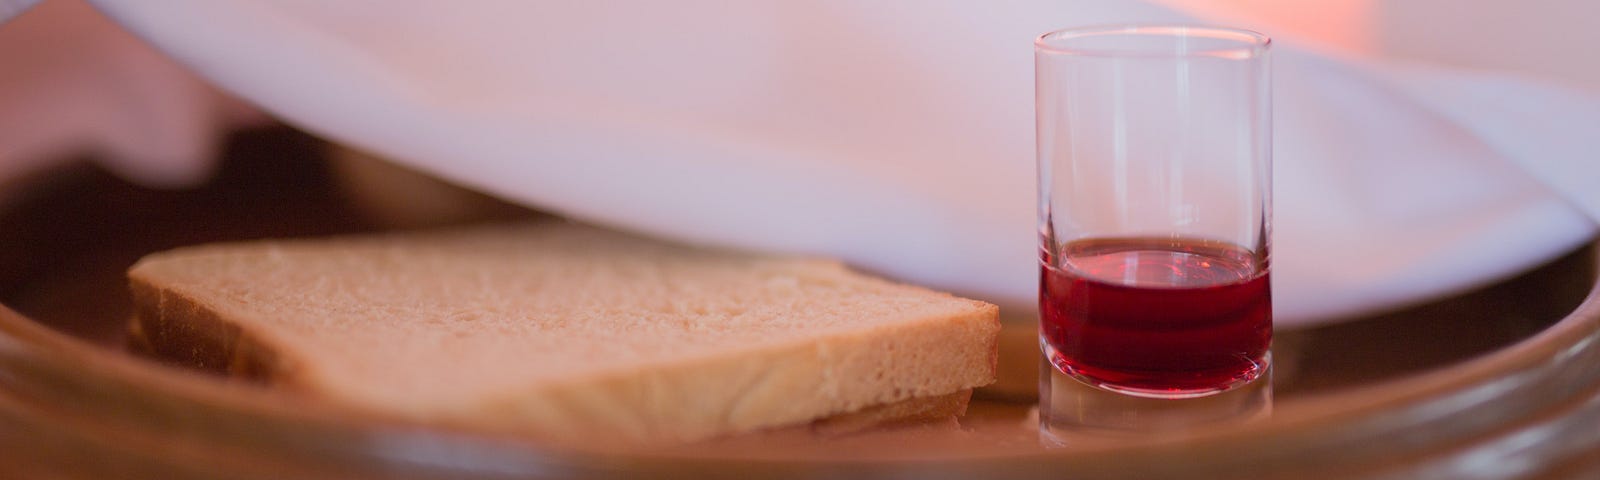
(1044, 341, 1269, 399)
(1039, 351, 1273, 445)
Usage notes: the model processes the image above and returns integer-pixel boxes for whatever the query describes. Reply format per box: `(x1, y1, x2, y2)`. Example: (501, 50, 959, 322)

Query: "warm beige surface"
(128, 222, 1000, 442)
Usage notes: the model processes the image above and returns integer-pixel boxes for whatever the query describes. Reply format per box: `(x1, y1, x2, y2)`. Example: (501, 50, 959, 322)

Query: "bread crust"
(128, 278, 290, 385)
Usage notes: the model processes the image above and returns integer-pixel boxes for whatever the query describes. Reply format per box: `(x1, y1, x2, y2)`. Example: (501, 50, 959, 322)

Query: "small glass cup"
(1034, 25, 1273, 440)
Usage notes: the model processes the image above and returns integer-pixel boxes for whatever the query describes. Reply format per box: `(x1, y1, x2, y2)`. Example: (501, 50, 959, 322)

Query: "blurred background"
(1178, 0, 1600, 89)
(6, 0, 1597, 194)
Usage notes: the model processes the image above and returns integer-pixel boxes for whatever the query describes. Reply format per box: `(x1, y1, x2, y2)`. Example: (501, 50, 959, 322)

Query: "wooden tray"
(1, 128, 1596, 479)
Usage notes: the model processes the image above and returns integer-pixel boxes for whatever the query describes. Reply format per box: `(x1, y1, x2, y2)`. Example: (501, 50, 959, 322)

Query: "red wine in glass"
(1040, 236, 1271, 398)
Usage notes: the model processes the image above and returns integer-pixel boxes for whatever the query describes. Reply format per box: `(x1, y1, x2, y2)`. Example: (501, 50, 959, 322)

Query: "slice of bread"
(127, 222, 999, 443)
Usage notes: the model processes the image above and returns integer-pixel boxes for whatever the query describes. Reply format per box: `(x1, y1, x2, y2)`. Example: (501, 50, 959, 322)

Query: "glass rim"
(1035, 24, 1270, 58)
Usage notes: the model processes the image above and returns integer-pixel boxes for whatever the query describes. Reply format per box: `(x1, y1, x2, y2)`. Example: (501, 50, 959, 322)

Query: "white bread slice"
(127, 222, 999, 443)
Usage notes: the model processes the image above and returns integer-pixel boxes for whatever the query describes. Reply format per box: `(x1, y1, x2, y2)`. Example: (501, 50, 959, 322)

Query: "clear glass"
(1035, 25, 1273, 437)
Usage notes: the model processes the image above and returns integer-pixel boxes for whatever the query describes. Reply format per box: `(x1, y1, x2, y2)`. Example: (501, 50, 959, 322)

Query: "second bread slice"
(128, 222, 1000, 442)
